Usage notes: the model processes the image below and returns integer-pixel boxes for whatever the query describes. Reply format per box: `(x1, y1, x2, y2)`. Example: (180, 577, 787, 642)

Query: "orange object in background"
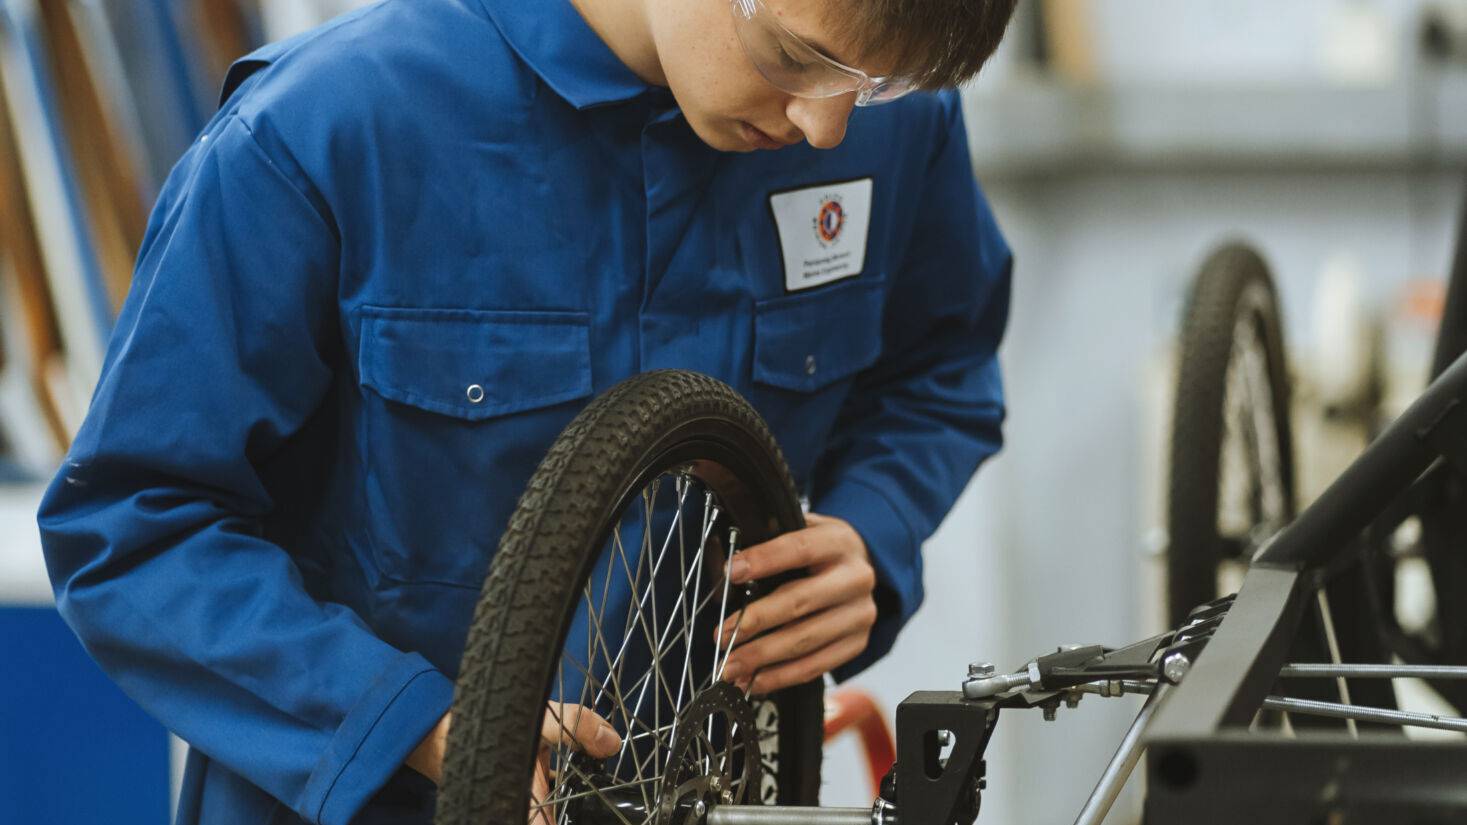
(823, 689, 896, 800)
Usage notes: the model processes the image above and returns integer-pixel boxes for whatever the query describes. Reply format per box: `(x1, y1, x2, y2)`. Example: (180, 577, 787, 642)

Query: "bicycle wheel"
(1167, 243, 1296, 627)
(437, 370, 824, 825)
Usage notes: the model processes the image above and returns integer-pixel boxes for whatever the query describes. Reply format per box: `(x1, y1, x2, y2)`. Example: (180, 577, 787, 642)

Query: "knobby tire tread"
(1168, 243, 1296, 627)
(438, 370, 822, 824)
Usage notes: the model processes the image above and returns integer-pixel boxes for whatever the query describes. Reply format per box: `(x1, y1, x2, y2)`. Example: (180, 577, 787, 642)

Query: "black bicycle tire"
(437, 369, 824, 825)
(1167, 243, 1297, 627)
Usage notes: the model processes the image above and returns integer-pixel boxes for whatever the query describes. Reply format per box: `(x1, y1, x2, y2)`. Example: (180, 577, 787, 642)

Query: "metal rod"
(1280, 663, 1467, 680)
(707, 806, 874, 825)
(1314, 589, 1358, 738)
(1073, 679, 1156, 698)
(962, 671, 1032, 699)
(1261, 695, 1467, 734)
(1073, 683, 1171, 825)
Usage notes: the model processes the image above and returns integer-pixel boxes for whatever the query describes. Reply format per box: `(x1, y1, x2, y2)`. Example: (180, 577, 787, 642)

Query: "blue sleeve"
(36, 114, 454, 824)
(813, 93, 1012, 680)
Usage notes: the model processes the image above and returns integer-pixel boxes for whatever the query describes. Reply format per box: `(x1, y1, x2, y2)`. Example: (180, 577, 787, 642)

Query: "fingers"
(743, 631, 871, 695)
(532, 706, 617, 824)
(719, 598, 876, 687)
(529, 750, 554, 825)
(539, 702, 622, 759)
(730, 517, 862, 583)
(716, 561, 874, 642)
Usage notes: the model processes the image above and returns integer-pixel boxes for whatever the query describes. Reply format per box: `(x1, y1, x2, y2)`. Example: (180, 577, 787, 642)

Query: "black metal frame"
(1140, 186, 1467, 822)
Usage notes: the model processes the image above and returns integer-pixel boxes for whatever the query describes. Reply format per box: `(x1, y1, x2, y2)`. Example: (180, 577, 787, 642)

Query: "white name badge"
(768, 177, 873, 292)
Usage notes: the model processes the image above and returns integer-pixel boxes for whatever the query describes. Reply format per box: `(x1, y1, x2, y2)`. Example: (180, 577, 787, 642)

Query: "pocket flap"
(753, 281, 883, 392)
(359, 307, 592, 420)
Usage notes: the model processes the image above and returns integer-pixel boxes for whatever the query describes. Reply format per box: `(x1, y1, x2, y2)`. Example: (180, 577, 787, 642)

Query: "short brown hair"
(834, 0, 1019, 89)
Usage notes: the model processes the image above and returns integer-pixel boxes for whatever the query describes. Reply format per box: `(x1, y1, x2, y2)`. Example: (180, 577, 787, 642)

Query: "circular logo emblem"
(814, 196, 845, 246)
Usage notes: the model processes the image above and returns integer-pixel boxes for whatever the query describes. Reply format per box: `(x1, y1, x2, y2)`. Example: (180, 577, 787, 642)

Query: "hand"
(404, 703, 621, 825)
(530, 703, 621, 825)
(714, 512, 878, 695)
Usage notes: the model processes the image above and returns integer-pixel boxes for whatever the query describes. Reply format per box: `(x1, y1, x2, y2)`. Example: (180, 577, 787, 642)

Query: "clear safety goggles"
(729, 0, 918, 107)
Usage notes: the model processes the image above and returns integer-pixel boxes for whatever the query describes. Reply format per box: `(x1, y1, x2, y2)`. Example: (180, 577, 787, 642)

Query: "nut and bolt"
(1163, 652, 1192, 683)
(1064, 691, 1082, 709)
(1041, 701, 1059, 721)
(968, 661, 996, 678)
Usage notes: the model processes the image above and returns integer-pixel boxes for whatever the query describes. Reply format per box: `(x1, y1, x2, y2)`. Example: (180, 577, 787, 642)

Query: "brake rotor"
(655, 681, 762, 824)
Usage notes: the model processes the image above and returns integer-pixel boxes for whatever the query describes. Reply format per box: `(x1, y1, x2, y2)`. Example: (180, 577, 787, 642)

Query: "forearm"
(406, 713, 451, 785)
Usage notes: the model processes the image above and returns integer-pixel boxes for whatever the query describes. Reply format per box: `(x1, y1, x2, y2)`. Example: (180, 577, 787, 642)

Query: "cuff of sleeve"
(815, 478, 922, 682)
(300, 653, 455, 825)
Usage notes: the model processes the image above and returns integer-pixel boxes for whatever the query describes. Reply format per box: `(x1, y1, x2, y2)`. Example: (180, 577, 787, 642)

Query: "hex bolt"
(1042, 701, 1059, 721)
(1064, 691, 1081, 709)
(968, 661, 996, 679)
(1163, 652, 1192, 683)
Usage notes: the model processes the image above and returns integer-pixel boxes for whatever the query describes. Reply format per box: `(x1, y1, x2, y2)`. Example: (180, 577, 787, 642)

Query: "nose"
(785, 93, 856, 149)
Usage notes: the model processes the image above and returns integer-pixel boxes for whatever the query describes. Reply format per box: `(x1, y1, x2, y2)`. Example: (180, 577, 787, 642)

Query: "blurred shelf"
(962, 74, 1467, 179)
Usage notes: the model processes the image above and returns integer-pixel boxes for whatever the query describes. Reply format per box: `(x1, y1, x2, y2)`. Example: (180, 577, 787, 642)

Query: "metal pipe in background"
(1072, 683, 1171, 825)
(707, 807, 874, 825)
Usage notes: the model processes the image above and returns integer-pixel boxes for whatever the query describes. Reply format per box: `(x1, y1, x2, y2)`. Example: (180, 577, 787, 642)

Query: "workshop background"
(1, 1, 1464, 823)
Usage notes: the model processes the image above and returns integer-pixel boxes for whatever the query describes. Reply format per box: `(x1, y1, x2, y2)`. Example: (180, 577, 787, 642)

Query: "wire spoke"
(541, 469, 747, 823)
(531, 774, 664, 812)
(558, 653, 677, 758)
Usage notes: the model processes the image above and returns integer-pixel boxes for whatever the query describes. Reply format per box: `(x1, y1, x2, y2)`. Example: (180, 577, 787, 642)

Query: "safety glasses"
(729, 0, 917, 107)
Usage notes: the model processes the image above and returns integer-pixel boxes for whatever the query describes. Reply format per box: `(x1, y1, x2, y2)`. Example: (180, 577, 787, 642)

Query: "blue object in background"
(0, 607, 169, 824)
(95, 0, 215, 190)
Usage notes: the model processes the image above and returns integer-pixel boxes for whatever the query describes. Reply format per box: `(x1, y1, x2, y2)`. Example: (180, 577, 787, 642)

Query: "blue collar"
(474, 0, 656, 110)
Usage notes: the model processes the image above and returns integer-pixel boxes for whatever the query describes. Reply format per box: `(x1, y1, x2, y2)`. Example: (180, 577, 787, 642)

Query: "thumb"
(540, 703, 622, 758)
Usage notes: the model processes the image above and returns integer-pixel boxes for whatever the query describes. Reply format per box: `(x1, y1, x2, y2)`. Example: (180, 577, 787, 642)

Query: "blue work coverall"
(36, 0, 1011, 822)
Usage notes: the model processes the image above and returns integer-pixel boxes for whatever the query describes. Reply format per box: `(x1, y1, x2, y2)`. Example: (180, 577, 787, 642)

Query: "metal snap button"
(805, 355, 817, 375)
(466, 384, 485, 404)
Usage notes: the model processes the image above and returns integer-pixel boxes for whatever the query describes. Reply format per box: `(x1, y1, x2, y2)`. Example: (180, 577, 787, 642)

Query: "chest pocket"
(749, 280, 885, 478)
(752, 280, 884, 392)
(357, 306, 593, 587)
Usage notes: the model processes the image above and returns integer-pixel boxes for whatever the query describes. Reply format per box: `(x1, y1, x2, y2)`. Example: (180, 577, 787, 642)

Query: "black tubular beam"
(1145, 565, 1304, 736)
(1430, 181, 1467, 381)
(1146, 734, 1467, 823)
(1255, 349, 1467, 569)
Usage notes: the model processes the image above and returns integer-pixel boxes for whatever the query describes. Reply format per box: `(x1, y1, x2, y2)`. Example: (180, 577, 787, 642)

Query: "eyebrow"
(778, 19, 855, 68)
(800, 34, 848, 65)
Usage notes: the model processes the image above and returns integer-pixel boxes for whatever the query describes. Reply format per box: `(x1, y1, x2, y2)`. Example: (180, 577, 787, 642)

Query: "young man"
(38, 0, 1016, 822)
